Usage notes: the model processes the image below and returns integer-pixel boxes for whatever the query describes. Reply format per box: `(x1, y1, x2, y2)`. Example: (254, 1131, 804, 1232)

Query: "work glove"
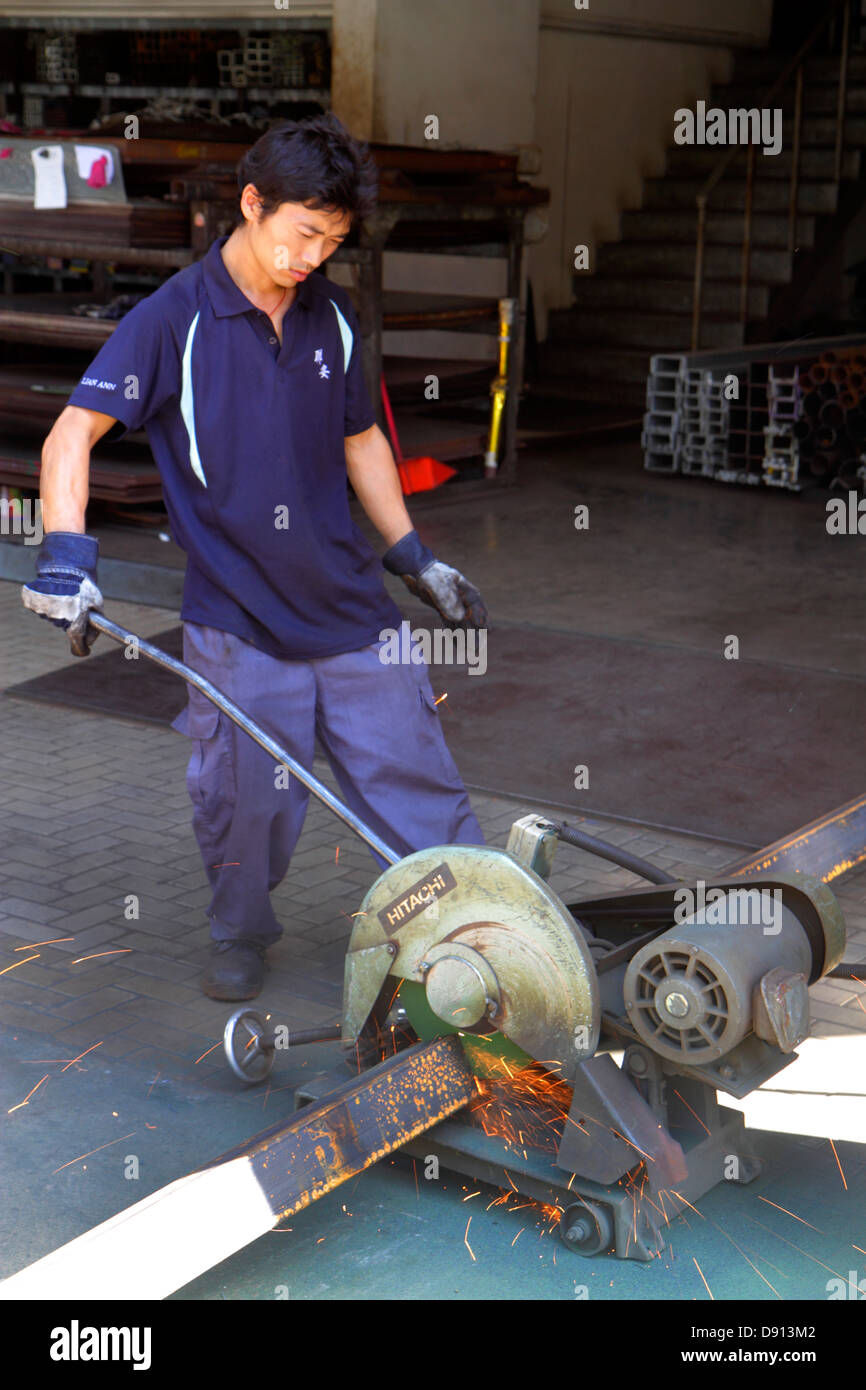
(21, 531, 103, 658)
(382, 529, 488, 629)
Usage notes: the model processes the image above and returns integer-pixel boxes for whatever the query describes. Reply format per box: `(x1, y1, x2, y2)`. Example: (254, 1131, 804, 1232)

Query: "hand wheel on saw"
(223, 1008, 276, 1084)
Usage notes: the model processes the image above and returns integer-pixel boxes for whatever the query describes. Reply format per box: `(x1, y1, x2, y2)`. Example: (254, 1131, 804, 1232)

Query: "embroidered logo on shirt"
(314, 348, 330, 379)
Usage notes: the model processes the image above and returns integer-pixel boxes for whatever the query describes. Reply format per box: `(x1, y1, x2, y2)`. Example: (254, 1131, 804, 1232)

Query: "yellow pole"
(485, 297, 516, 475)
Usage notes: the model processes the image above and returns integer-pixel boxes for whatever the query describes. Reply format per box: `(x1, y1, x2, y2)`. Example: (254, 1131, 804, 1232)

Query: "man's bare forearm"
(344, 423, 414, 548)
(40, 405, 117, 533)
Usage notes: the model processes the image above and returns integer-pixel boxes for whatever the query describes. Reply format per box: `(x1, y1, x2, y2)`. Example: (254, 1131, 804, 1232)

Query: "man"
(23, 114, 487, 1001)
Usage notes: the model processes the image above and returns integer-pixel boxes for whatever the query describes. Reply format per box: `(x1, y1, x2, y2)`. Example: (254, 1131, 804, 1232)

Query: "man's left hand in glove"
(382, 529, 488, 629)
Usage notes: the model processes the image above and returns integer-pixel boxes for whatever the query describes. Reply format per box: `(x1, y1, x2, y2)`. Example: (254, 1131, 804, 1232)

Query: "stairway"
(541, 49, 866, 410)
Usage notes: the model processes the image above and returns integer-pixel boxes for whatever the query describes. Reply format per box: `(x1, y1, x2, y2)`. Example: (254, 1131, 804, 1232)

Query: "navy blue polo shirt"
(67, 235, 403, 659)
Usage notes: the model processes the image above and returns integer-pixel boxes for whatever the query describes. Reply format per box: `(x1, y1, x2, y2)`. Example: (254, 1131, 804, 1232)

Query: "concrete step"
(643, 175, 838, 215)
(596, 240, 792, 283)
(793, 112, 866, 145)
(732, 51, 866, 87)
(539, 336, 652, 383)
(621, 207, 816, 249)
(534, 354, 649, 408)
(665, 144, 860, 180)
(552, 308, 741, 351)
(571, 275, 771, 318)
(714, 81, 866, 114)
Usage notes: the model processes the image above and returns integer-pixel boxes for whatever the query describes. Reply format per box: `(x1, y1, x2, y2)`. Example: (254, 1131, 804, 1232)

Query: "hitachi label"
(378, 863, 457, 934)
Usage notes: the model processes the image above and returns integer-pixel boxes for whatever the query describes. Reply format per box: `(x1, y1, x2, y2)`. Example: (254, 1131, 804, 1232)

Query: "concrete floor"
(1, 437, 865, 1301)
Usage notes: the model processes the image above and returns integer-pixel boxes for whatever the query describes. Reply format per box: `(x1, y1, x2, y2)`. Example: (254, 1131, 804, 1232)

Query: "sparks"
(434, 692, 448, 706)
(462, 1191, 480, 1202)
(511, 1228, 525, 1247)
(14, 938, 73, 949)
(194, 1042, 222, 1065)
(718, 1228, 781, 1298)
(7, 1074, 50, 1113)
(609, 1128, 654, 1162)
(52, 1131, 136, 1174)
(71, 949, 133, 964)
(693, 1256, 714, 1299)
(828, 1139, 848, 1191)
(742, 1214, 847, 1280)
(670, 1190, 705, 1219)
(0, 954, 40, 976)
(60, 1042, 103, 1072)
(672, 1088, 711, 1137)
(464, 1216, 476, 1261)
(757, 1195, 819, 1231)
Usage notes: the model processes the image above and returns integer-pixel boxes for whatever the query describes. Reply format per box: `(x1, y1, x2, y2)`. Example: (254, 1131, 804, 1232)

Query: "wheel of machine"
(559, 1200, 613, 1257)
(223, 1008, 275, 1084)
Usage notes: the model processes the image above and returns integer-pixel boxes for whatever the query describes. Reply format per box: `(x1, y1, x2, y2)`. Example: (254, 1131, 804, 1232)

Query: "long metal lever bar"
(86, 611, 402, 866)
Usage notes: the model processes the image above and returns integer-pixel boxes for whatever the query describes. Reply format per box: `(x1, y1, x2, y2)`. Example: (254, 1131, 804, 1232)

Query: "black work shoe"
(202, 941, 269, 1001)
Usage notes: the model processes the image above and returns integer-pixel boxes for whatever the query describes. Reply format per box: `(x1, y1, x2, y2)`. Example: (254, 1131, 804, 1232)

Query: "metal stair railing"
(691, 0, 854, 351)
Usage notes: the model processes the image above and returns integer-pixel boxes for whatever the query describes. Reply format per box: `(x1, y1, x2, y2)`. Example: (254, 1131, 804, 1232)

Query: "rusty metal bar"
(789, 64, 805, 253)
(0, 1037, 474, 1300)
(203, 1035, 475, 1217)
(725, 792, 866, 884)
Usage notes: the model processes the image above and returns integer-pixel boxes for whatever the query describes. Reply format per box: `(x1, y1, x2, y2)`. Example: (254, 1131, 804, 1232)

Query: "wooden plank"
(0, 1038, 473, 1301)
(0, 310, 115, 350)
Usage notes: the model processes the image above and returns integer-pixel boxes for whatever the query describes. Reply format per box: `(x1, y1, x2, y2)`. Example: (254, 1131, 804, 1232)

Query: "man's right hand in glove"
(21, 531, 103, 658)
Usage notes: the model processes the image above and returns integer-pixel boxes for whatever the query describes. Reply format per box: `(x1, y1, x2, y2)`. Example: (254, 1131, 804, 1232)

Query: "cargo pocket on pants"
(175, 693, 236, 825)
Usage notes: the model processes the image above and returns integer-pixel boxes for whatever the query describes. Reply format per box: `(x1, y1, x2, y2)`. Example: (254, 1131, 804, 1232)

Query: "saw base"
(295, 1061, 762, 1261)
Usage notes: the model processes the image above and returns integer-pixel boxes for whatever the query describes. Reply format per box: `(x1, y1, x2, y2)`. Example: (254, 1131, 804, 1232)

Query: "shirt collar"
(203, 236, 314, 317)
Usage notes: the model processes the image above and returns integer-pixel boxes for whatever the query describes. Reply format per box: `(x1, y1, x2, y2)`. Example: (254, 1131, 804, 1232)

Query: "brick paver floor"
(1, 578, 865, 1090)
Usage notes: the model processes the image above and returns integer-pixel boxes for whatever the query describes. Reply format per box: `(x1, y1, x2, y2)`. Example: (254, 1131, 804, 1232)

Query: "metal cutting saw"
(81, 615, 866, 1262)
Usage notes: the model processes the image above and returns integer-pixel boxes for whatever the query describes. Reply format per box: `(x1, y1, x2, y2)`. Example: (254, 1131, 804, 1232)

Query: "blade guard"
(342, 845, 601, 1082)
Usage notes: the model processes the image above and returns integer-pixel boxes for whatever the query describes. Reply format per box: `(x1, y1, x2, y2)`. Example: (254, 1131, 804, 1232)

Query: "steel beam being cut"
(0, 1037, 474, 1301)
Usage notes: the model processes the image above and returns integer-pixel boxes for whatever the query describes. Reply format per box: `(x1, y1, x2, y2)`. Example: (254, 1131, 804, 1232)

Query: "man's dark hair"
(237, 113, 378, 224)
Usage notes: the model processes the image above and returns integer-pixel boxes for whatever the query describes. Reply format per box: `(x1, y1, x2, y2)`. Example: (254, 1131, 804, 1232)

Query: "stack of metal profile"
(33, 32, 78, 84)
(643, 335, 866, 492)
(216, 34, 307, 90)
(642, 353, 684, 472)
(762, 365, 802, 490)
(679, 368, 730, 477)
